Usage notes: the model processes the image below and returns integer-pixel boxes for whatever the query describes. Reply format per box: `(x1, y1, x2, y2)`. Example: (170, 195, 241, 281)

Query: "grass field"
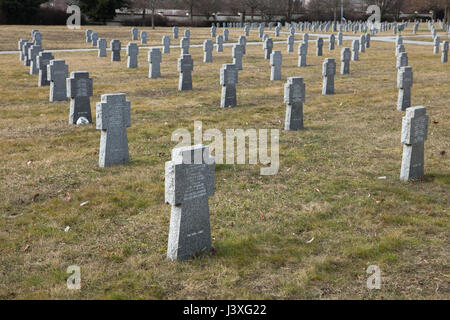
(0, 24, 449, 300)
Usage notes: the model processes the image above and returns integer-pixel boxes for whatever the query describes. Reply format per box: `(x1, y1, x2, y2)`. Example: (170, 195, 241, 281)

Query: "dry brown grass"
(0, 25, 449, 300)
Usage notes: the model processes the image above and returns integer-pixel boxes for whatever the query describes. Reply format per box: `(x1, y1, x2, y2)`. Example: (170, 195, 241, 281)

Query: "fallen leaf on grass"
(306, 237, 315, 244)
(23, 244, 30, 252)
(80, 201, 89, 207)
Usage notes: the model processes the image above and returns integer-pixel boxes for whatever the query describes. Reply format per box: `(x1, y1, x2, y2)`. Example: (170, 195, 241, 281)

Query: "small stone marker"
(263, 38, 273, 59)
(270, 50, 282, 81)
(86, 29, 93, 42)
(239, 36, 246, 54)
(165, 144, 215, 261)
(329, 34, 335, 50)
(366, 33, 371, 48)
(37, 51, 54, 87)
(29, 44, 42, 75)
(338, 32, 343, 46)
(33, 32, 42, 46)
(131, 27, 138, 41)
(96, 93, 131, 168)
(184, 29, 190, 39)
(316, 38, 323, 56)
(340, 47, 351, 75)
(148, 48, 162, 78)
(23, 42, 33, 66)
(211, 25, 216, 38)
(18, 39, 28, 61)
(67, 71, 93, 124)
(180, 37, 190, 54)
(352, 40, 359, 61)
(322, 58, 336, 95)
(298, 42, 307, 67)
(162, 36, 171, 54)
(91, 32, 98, 47)
(433, 36, 440, 54)
(220, 64, 238, 108)
(441, 41, 448, 63)
(126, 43, 139, 68)
(287, 35, 294, 52)
(216, 35, 224, 52)
(98, 38, 107, 57)
(111, 40, 121, 62)
(223, 29, 229, 41)
(232, 44, 244, 70)
(400, 106, 429, 181)
(284, 77, 305, 130)
(359, 34, 366, 52)
(178, 54, 194, 91)
(397, 66, 413, 111)
(173, 26, 179, 39)
(203, 40, 213, 63)
(48, 59, 68, 102)
(141, 31, 147, 44)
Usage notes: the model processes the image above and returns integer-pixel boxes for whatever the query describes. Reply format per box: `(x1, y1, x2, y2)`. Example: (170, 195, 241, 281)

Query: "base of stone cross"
(400, 142, 425, 181)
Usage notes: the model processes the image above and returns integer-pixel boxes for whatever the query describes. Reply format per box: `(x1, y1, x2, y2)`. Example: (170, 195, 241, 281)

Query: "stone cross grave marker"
(433, 36, 440, 54)
(131, 27, 138, 41)
(98, 38, 107, 57)
(23, 42, 33, 67)
(216, 35, 224, 52)
(162, 36, 171, 54)
(180, 37, 190, 55)
(239, 36, 246, 54)
(396, 44, 405, 57)
(341, 47, 351, 75)
(397, 66, 413, 111)
(173, 26, 179, 39)
(29, 44, 42, 75)
(18, 39, 28, 61)
(270, 50, 282, 81)
(67, 71, 93, 124)
(48, 59, 68, 102)
(220, 64, 238, 108)
(316, 38, 323, 56)
(165, 144, 215, 261)
(91, 32, 98, 47)
(37, 51, 54, 87)
(298, 42, 307, 67)
(400, 106, 429, 181)
(441, 41, 448, 62)
(126, 43, 139, 68)
(223, 29, 229, 41)
(264, 38, 273, 59)
(338, 32, 343, 46)
(322, 58, 336, 95)
(148, 48, 162, 78)
(111, 40, 121, 62)
(184, 29, 190, 39)
(86, 29, 93, 43)
(232, 44, 243, 70)
(352, 39, 359, 61)
(329, 34, 335, 50)
(178, 54, 194, 91)
(360, 34, 366, 52)
(211, 25, 216, 38)
(287, 35, 294, 53)
(366, 33, 371, 48)
(141, 31, 147, 44)
(396, 52, 408, 70)
(284, 77, 306, 130)
(203, 40, 213, 63)
(96, 93, 131, 168)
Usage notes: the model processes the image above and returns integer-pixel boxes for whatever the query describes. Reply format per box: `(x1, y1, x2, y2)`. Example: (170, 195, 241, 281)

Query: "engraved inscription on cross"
(165, 145, 215, 261)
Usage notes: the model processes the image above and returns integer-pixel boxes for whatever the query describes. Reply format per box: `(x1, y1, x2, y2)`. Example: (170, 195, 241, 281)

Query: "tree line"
(1, 0, 448, 25)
